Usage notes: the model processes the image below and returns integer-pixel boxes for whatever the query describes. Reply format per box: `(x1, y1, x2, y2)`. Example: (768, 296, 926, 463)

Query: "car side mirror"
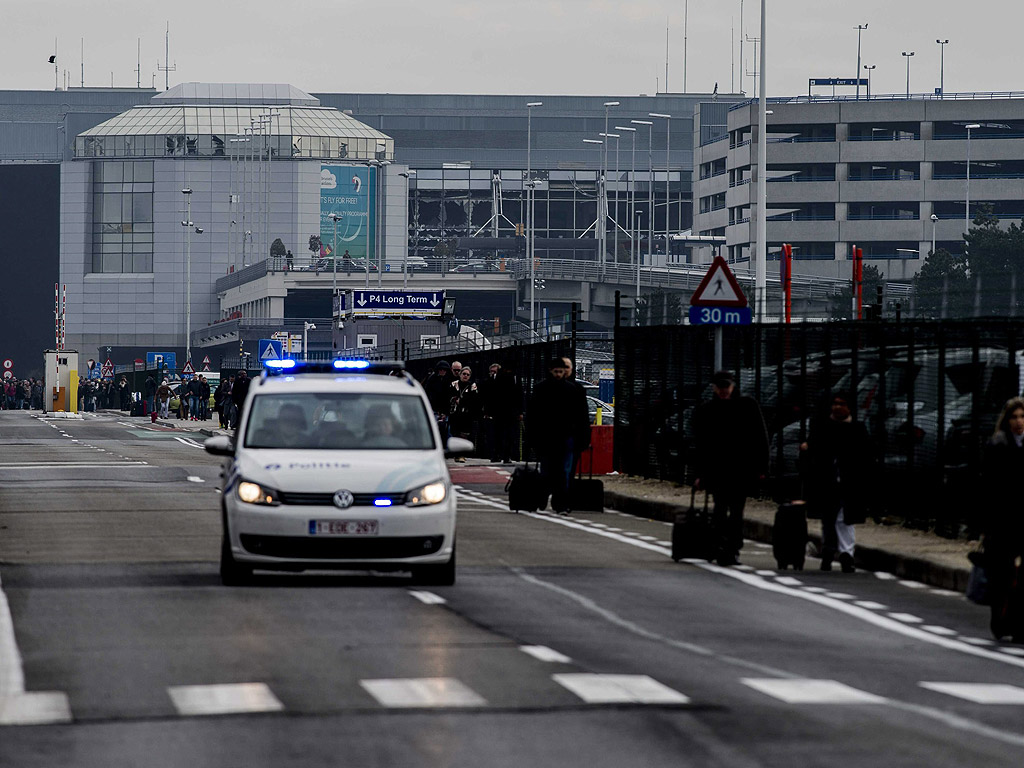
(204, 435, 235, 457)
(445, 436, 474, 457)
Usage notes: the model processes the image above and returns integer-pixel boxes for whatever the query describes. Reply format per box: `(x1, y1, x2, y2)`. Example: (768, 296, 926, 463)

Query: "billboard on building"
(320, 165, 376, 261)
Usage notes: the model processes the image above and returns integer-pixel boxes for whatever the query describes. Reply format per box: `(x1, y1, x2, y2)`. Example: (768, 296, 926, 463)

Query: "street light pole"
(600, 133, 620, 261)
(650, 113, 671, 263)
(635, 209, 643, 323)
(602, 102, 619, 268)
(329, 213, 341, 299)
(902, 51, 915, 99)
(616, 126, 637, 267)
(936, 39, 949, 97)
(754, 0, 767, 322)
(855, 24, 868, 99)
(182, 187, 192, 365)
(527, 101, 542, 332)
(632, 119, 654, 275)
(863, 64, 876, 98)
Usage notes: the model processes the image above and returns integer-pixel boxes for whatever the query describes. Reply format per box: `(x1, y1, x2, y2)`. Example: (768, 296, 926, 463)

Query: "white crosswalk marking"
(888, 612, 924, 623)
(920, 683, 1024, 704)
(167, 683, 283, 716)
(0, 692, 72, 725)
(408, 590, 446, 605)
(921, 625, 958, 636)
(552, 674, 689, 704)
(519, 645, 572, 663)
(775, 576, 802, 586)
(741, 678, 886, 704)
(853, 600, 888, 609)
(360, 678, 486, 708)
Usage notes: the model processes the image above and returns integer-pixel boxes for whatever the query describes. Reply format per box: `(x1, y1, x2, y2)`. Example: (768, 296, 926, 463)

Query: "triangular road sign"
(181, 360, 196, 375)
(201, 355, 211, 372)
(690, 256, 748, 307)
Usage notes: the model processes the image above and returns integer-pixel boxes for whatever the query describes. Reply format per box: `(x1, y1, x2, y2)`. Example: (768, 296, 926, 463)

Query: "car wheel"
(412, 543, 456, 586)
(220, 533, 252, 586)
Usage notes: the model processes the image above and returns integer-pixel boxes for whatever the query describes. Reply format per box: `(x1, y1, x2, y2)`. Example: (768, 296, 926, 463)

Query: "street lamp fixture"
(863, 64, 876, 98)
(902, 51, 915, 99)
(303, 322, 316, 362)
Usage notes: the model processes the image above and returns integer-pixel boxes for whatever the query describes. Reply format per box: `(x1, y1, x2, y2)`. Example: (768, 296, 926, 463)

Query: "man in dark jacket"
(801, 390, 876, 573)
(692, 370, 769, 566)
(230, 370, 251, 429)
(423, 360, 454, 442)
(144, 374, 157, 415)
(479, 363, 524, 463)
(526, 357, 591, 514)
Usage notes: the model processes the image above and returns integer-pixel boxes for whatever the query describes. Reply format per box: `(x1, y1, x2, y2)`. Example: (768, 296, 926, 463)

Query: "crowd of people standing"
(2, 378, 43, 410)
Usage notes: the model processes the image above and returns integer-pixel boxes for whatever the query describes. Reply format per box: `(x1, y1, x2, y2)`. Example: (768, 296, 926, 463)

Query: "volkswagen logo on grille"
(333, 490, 354, 509)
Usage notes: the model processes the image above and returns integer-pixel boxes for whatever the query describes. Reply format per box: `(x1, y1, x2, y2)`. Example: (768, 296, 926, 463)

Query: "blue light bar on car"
(264, 359, 297, 369)
(373, 498, 393, 507)
(333, 359, 371, 370)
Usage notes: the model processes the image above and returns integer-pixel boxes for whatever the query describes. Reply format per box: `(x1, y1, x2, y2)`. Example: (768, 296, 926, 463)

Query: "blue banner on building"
(320, 165, 376, 261)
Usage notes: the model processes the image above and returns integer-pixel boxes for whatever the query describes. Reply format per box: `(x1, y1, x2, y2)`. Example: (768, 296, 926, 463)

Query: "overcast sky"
(7, 1, 1023, 99)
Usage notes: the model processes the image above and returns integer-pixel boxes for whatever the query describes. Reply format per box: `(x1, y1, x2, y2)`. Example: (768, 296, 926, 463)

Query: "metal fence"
(614, 319, 1024, 537)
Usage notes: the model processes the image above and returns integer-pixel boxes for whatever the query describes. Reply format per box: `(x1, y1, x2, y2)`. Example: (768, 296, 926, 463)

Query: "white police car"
(204, 360, 472, 586)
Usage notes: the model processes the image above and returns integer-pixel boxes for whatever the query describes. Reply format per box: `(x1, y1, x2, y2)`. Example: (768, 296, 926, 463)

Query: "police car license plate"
(309, 520, 379, 535)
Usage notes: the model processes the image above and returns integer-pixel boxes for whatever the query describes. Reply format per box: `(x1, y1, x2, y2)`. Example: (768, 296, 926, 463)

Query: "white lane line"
(824, 592, 855, 600)
(755, 570, 777, 576)
(874, 572, 897, 580)
(921, 626, 959, 636)
(888, 613, 924, 623)
(463, 490, 1024, 672)
(360, 678, 486, 708)
(960, 637, 995, 647)
(802, 587, 829, 594)
(742, 678, 885, 704)
(775, 577, 803, 586)
(854, 600, 888, 610)
(187, 476, 205, 483)
(0, 692, 72, 725)
(519, 645, 572, 664)
(899, 580, 928, 589)
(174, 437, 205, 448)
(920, 683, 1024, 704)
(0, 576, 71, 725)
(998, 647, 1024, 657)
(931, 589, 962, 597)
(638, 535, 658, 541)
(168, 683, 283, 716)
(552, 674, 689, 705)
(408, 590, 446, 605)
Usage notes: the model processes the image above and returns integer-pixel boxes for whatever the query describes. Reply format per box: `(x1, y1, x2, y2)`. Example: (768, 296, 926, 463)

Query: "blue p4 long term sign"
(351, 290, 444, 316)
(688, 306, 753, 325)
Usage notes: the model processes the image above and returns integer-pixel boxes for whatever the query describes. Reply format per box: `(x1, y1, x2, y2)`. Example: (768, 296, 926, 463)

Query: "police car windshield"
(244, 393, 436, 450)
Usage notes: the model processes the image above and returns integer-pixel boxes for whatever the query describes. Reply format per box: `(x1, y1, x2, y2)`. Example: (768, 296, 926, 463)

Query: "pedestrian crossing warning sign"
(181, 360, 196, 376)
(689, 256, 748, 307)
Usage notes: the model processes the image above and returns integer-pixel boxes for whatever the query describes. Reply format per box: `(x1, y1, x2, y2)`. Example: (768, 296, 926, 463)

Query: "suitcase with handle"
(505, 461, 548, 513)
(773, 500, 809, 570)
(569, 448, 604, 512)
(672, 487, 716, 562)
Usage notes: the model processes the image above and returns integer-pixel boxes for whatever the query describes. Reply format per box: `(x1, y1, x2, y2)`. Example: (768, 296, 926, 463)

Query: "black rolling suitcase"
(773, 500, 809, 570)
(672, 487, 716, 562)
(569, 448, 604, 512)
(506, 461, 548, 513)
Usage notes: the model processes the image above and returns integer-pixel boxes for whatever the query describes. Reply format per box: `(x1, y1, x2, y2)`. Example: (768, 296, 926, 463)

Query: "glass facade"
(407, 168, 691, 260)
(91, 161, 154, 273)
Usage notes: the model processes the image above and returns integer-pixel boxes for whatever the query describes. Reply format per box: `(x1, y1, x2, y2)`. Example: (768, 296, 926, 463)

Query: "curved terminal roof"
(75, 82, 393, 161)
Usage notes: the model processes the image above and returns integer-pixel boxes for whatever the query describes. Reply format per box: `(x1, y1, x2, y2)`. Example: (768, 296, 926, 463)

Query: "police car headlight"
(237, 481, 280, 506)
(406, 480, 447, 506)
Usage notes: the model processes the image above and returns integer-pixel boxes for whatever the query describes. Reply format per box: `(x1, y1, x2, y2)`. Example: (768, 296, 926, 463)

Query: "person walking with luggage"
(981, 397, 1024, 641)
(480, 363, 524, 464)
(526, 357, 591, 515)
(800, 390, 876, 573)
(424, 361, 454, 442)
(692, 370, 769, 566)
(156, 379, 172, 419)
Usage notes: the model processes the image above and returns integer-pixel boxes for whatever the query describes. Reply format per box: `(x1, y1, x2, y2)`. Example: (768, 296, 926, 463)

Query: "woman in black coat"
(982, 396, 1024, 641)
(801, 391, 877, 573)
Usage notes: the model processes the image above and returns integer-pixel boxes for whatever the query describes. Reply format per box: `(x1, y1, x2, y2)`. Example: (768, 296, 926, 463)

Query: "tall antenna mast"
(80, 38, 84, 88)
(665, 19, 669, 93)
(731, 18, 735, 93)
(134, 38, 141, 88)
(739, 0, 745, 95)
(158, 22, 177, 90)
(53, 37, 58, 90)
(684, 0, 688, 93)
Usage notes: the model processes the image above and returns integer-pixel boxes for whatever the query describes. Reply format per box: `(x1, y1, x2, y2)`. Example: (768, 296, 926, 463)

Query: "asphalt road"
(1, 410, 1023, 767)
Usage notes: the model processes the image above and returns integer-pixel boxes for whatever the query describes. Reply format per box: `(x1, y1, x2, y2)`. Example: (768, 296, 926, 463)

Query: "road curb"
(605, 490, 969, 592)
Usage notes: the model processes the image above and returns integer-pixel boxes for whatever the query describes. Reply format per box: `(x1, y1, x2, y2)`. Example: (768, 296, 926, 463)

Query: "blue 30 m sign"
(688, 306, 753, 326)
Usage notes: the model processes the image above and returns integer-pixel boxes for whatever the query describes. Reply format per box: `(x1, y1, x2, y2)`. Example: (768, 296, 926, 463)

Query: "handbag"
(965, 549, 991, 606)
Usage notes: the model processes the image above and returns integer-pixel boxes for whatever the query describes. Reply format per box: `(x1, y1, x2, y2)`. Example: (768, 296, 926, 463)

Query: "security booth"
(44, 350, 79, 413)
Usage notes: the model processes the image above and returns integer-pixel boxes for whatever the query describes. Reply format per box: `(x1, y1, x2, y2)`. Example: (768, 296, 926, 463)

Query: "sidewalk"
(602, 475, 974, 592)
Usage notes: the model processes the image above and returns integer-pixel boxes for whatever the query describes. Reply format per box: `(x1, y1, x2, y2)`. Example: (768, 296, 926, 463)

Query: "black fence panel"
(615, 319, 1024, 536)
